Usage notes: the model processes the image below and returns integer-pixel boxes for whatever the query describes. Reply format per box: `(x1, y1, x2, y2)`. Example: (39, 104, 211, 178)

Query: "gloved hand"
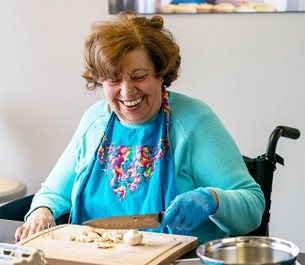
(161, 187, 217, 231)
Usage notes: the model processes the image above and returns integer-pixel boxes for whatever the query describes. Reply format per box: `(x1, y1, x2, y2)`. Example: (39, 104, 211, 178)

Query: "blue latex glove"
(161, 188, 217, 231)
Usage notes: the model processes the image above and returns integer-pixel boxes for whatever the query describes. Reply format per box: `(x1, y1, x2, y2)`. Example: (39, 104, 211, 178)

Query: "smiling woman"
(15, 11, 265, 246)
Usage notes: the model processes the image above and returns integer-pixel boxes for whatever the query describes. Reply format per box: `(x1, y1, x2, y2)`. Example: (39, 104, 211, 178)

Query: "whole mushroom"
(123, 229, 143, 245)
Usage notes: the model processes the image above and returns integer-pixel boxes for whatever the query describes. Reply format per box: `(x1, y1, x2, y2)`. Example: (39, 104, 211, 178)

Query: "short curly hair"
(82, 11, 181, 90)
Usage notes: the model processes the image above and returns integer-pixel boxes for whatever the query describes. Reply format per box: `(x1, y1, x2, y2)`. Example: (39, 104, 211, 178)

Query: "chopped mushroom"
(123, 229, 143, 245)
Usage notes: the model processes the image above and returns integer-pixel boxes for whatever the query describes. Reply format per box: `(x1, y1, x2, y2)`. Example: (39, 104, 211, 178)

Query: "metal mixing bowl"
(196, 236, 299, 265)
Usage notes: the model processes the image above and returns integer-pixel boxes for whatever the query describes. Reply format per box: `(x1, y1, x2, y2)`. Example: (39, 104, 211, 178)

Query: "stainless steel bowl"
(196, 236, 299, 265)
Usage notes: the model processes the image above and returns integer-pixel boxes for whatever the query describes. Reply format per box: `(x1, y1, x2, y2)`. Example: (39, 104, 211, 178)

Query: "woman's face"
(102, 49, 163, 124)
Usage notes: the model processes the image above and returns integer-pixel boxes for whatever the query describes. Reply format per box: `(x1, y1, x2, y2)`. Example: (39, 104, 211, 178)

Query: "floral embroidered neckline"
(97, 91, 170, 201)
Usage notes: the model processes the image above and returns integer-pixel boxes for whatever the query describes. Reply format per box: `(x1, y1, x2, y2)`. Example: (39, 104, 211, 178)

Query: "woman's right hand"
(15, 207, 55, 242)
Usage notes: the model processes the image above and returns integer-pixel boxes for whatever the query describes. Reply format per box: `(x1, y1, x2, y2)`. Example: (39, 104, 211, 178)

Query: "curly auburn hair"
(82, 11, 181, 90)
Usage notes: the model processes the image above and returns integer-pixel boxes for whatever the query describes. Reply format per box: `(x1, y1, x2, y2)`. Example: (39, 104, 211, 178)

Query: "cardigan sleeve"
(26, 122, 81, 220)
(25, 100, 110, 220)
(170, 92, 265, 236)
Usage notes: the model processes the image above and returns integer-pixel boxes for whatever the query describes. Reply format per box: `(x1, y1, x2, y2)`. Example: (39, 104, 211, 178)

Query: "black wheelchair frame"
(243, 125, 300, 236)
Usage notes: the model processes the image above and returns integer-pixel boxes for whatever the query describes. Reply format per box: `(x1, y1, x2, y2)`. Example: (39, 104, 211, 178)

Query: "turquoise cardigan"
(27, 91, 265, 244)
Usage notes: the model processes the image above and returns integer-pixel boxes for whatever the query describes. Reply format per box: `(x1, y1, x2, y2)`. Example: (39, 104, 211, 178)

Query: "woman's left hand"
(15, 207, 55, 242)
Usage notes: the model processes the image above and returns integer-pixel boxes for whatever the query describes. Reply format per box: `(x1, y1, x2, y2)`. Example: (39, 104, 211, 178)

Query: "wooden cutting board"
(18, 224, 198, 265)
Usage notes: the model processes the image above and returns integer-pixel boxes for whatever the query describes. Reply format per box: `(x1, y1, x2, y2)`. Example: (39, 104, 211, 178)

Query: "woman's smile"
(120, 96, 145, 108)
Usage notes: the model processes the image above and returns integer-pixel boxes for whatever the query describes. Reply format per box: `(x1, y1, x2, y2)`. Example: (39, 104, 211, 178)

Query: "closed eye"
(107, 72, 149, 84)
(108, 78, 121, 84)
(131, 74, 148, 81)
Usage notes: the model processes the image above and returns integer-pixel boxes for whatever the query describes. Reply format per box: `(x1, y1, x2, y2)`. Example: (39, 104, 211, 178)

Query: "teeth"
(124, 97, 143, 107)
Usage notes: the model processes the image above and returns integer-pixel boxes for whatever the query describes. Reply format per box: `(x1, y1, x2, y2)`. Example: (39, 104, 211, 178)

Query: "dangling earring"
(161, 78, 165, 91)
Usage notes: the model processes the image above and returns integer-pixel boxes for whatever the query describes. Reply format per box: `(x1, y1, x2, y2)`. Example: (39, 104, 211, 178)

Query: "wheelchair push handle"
(265, 126, 301, 160)
(279, 126, 301, 139)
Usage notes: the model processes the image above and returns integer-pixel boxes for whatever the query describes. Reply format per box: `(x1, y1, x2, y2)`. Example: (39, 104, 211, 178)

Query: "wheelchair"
(243, 125, 300, 236)
(0, 125, 300, 236)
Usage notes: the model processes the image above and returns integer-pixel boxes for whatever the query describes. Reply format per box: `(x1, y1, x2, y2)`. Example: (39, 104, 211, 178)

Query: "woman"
(15, 11, 265, 244)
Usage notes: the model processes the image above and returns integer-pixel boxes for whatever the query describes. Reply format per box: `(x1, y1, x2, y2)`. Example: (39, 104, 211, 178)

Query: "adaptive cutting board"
(18, 224, 198, 265)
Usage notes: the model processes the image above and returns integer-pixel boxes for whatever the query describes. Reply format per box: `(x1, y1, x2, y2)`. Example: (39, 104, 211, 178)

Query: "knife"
(83, 212, 164, 229)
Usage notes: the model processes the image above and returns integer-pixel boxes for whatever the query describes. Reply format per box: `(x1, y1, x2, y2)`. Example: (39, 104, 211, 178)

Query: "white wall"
(287, 0, 305, 10)
(0, 1, 304, 251)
